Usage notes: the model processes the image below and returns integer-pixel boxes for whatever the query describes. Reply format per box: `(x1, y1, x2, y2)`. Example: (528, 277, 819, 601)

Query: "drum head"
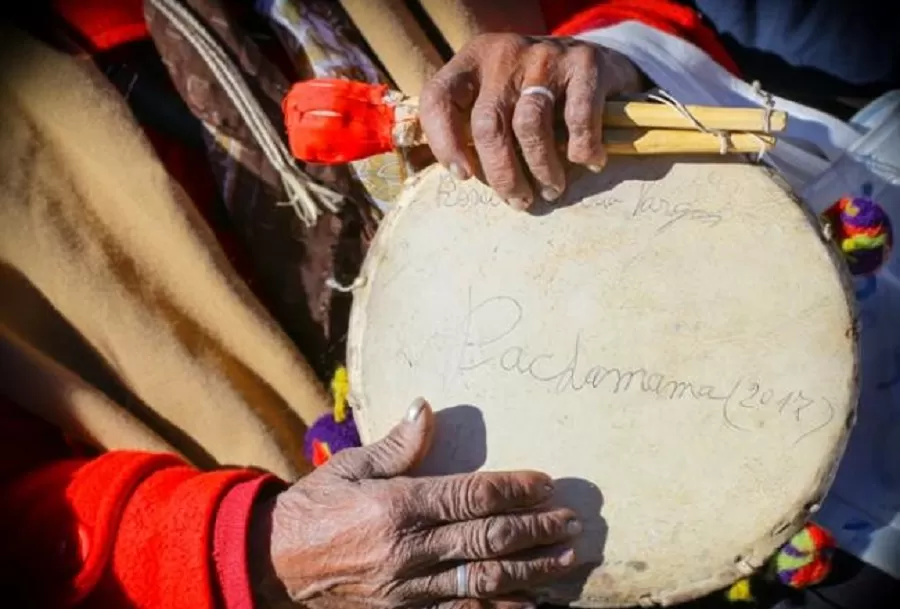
(347, 158, 857, 607)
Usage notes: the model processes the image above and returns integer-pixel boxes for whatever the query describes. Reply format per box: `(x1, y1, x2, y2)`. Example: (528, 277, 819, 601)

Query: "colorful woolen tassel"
(303, 366, 362, 467)
(774, 522, 835, 588)
(725, 523, 835, 603)
(825, 195, 891, 276)
(725, 578, 754, 603)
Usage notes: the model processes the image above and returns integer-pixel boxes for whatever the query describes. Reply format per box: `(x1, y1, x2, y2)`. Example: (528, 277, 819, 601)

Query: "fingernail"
(566, 519, 583, 536)
(448, 162, 468, 181)
(557, 548, 576, 566)
(542, 481, 555, 498)
(587, 154, 608, 172)
(541, 186, 560, 201)
(406, 397, 427, 422)
(507, 197, 529, 211)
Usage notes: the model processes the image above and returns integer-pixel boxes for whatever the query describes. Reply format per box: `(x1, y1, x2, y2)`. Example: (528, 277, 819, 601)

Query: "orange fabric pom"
(283, 79, 396, 164)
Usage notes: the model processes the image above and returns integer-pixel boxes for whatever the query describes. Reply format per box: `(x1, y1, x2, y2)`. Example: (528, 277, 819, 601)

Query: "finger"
(417, 471, 554, 523)
(562, 44, 607, 170)
(433, 600, 536, 609)
(420, 55, 480, 181)
(470, 88, 533, 210)
(400, 545, 576, 600)
(327, 398, 434, 480)
(512, 49, 566, 201)
(423, 508, 581, 561)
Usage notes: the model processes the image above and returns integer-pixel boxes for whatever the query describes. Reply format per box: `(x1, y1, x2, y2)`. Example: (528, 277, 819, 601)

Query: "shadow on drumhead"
(540, 477, 609, 606)
(412, 404, 488, 476)
(526, 157, 678, 217)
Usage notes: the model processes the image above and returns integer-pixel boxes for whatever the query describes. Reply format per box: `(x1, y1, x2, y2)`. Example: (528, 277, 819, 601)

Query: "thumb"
(334, 398, 435, 480)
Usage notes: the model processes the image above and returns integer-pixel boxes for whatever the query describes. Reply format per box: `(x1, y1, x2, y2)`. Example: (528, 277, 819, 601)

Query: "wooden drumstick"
(283, 79, 784, 164)
(602, 102, 786, 132)
(602, 129, 775, 155)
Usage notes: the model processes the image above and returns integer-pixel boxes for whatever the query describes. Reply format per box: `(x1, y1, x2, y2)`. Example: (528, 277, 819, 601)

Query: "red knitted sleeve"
(0, 399, 269, 609)
(541, 0, 741, 77)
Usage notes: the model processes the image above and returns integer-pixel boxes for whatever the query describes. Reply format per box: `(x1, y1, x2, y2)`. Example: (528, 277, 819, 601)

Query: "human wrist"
(248, 495, 293, 607)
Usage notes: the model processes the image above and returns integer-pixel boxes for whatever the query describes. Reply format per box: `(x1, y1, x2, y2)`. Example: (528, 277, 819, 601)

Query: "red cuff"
(104, 467, 263, 608)
(2, 441, 269, 609)
(2, 451, 187, 606)
(78, 454, 196, 605)
(549, 0, 742, 78)
(213, 475, 286, 609)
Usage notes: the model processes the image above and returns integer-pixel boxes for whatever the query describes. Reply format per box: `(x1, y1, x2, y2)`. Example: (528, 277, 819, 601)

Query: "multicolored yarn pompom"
(825, 195, 892, 276)
(725, 523, 835, 603)
(303, 366, 362, 467)
(774, 522, 835, 588)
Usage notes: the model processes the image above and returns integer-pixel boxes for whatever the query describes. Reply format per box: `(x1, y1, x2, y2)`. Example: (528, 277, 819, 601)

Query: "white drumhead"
(347, 158, 857, 607)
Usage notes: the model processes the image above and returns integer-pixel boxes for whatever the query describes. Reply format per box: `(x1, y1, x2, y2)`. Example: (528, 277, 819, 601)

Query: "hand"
(419, 33, 644, 210)
(251, 398, 581, 609)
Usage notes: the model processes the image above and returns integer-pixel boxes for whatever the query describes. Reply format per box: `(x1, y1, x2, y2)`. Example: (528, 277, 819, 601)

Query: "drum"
(346, 157, 858, 607)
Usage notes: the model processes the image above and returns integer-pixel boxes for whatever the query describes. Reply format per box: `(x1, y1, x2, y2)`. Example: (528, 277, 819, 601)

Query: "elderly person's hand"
(420, 33, 644, 210)
(251, 398, 580, 609)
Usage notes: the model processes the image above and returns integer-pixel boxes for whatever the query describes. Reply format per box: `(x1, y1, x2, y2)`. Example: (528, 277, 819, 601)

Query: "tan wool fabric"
(0, 26, 329, 481)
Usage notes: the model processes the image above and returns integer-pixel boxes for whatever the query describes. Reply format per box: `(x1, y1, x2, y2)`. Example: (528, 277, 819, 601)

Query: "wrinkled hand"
(251, 399, 581, 609)
(420, 33, 644, 210)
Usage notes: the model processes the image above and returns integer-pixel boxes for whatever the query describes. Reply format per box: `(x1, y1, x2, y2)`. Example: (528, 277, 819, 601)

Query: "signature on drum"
(435, 173, 500, 209)
(451, 294, 837, 445)
(630, 182, 723, 234)
(434, 173, 723, 234)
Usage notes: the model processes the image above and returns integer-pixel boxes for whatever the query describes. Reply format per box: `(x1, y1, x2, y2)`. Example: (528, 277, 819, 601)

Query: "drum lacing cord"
(326, 275, 367, 292)
(750, 80, 777, 161)
(147, 0, 344, 226)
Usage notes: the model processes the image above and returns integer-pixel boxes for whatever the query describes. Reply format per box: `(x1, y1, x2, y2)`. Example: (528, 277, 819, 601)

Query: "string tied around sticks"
(750, 80, 777, 161)
(645, 89, 730, 154)
(644, 88, 773, 160)
(752, 80, 776, 134)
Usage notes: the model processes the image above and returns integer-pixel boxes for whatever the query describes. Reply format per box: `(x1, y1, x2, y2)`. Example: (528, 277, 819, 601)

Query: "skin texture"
(251, 399, 582, 608)
(419, 33, 645, 210)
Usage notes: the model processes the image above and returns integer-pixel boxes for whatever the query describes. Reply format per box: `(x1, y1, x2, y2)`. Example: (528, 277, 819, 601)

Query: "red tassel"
(282, 79, 397, 164)
(311, 439, 333, 467)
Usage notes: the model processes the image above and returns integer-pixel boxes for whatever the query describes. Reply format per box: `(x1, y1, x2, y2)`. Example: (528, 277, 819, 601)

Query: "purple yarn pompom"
(303, 409, 362, 465)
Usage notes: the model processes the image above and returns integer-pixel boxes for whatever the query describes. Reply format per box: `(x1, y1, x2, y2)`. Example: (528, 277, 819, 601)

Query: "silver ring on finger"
(455, 563, 469, 598)
(520, 85, 555, 104)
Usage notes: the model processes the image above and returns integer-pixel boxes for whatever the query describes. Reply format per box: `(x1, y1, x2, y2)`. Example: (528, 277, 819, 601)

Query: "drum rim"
(346, 162, 860, 607)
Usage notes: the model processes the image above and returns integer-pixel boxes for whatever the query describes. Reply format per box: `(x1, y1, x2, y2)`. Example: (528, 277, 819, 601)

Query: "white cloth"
(579, 22, 900, 579)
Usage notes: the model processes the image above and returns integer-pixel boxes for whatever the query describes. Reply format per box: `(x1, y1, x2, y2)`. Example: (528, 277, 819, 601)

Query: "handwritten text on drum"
(435, 174, 723, 233)
(453, 295, 836, 445)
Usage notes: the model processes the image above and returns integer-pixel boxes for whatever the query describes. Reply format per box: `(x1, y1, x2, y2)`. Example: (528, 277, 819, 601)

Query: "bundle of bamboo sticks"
(282, 80, 786, 163)
(596, 101, 783, 154)
(391, 97, 786, 156)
